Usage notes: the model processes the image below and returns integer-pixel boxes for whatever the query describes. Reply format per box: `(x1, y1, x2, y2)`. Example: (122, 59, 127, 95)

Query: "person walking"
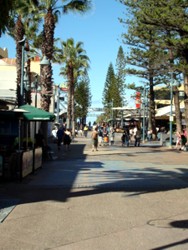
(56, 125, 65, 150)
(51, 126, 58, 143)
(129, 127, 134, 146)
(83, 124, 88, 137)
(135, 127, 141, 147)
(175, 131, 181, 150)
(63, 128, 72, 151)
(91, 126, 99, 152)
(122, 128, 130, 147)
(147, 129, 152, 141)
(98, 126, 103, 146)
(180, 131, 187, 151)
(109, 125, 115, 146)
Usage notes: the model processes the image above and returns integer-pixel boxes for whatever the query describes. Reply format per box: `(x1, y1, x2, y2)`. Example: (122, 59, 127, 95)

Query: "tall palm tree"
(37, 0, 92, 112)
(57, 38, 90, 135)
(9, 0, 91, 109)
(14, 15, 25, 106)
(9, 0, 40, 106)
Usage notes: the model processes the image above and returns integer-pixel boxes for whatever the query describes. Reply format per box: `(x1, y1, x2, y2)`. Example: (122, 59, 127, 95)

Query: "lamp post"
(19, 35, 50, 107)
(30, 55, 50, 107)
(31, 74, 41, 107)
(56, 85, 60, 124)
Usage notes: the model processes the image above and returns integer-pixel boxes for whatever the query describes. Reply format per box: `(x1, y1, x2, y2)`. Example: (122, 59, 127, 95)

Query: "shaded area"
(1, 142, 188, 221)
(151, 238, 188, 250)
(2, 157, 188, 202)
(170, 219, 188, 229)
(0, 198, 19, 222)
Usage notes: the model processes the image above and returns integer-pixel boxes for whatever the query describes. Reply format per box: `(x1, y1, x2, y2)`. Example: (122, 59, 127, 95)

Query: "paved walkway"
(0, 135, 188, 250)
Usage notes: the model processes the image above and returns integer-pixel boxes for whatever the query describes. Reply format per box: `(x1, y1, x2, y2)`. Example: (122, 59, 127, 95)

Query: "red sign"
(59, 83, 68, 91)
(135, 92, 141, 109)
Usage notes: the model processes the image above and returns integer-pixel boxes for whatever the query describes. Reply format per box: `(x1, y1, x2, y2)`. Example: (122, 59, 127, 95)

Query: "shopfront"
(0, 105, 55, 181)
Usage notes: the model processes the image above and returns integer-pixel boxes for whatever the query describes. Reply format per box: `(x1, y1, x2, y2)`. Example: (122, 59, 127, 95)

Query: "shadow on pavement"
(151, 238, 188, 250)
(1, 141, 188, 221)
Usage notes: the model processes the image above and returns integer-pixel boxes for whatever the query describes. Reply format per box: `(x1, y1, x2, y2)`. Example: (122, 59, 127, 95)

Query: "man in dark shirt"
(57, 125, 65, 150)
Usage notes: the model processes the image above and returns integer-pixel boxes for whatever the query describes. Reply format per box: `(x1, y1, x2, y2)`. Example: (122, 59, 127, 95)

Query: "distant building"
(0, 48, 8, 58)
(0, 48, 57, 113)
(0, 58, 17, 109)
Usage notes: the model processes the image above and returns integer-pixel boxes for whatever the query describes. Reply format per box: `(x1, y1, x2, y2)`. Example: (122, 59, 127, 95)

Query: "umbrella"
(19, 104, 55, 121)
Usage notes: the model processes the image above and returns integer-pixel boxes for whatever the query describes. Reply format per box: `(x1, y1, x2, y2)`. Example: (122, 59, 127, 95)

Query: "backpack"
(99, 129, 103, 137)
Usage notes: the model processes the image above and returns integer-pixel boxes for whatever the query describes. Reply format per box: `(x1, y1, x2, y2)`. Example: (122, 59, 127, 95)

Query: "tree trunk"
(173, 86, 182, 132)
(67, 66, 73, 129)
(71, 81, 75, 137)
(148, 75, 156, 139)
(40, 8, 54, 112)
(40, 64, 52, 111)
(184, 74, 188, 136)
(15, 16, 24, 107)
(66, 82, 71, 129)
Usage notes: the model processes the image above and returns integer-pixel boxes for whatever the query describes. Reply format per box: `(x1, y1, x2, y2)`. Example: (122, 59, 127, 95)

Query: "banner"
(135, 92, 141, 109)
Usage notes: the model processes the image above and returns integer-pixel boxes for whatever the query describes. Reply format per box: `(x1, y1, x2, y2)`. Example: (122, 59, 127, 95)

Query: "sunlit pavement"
(1, 135, 188, 250)
(28, 143, 188, 192)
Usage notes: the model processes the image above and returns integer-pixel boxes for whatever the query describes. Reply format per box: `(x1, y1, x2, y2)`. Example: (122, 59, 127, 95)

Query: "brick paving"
(0, 134, 188, 250)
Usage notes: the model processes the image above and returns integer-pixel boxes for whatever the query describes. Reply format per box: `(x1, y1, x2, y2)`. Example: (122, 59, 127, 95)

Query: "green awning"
(19, 104, 55, 121)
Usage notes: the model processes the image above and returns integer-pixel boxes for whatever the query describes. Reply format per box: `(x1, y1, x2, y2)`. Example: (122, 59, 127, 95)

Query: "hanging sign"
(135, 92, 141, 109)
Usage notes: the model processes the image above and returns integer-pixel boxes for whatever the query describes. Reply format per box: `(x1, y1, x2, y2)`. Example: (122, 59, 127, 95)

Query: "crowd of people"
(50, 121, 188, 153)
(89, 123, 142, 151)
(90, 123, 188, 152)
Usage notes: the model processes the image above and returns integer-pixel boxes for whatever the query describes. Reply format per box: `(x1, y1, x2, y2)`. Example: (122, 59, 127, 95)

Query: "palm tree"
(8, 0, 91, 109)
(6, 0, 91, 142)
(14, 15, 25, 106)
(56, 38, 90, 135)
(37, 0, 92, 112)
(0, 0, 14, 36)
(8, 0, 40, 106)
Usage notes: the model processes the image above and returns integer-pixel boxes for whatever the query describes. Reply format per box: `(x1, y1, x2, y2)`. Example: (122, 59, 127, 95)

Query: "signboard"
(87, 113, 103, 117)
(59, 83, 68, 92)
(135, 92, 141, 109)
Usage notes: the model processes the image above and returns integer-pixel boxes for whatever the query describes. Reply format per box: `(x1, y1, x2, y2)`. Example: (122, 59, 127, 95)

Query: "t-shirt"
(57, 128, 64, 140)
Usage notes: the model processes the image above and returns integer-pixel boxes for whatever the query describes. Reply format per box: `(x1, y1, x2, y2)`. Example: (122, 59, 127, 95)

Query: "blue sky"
(0, 0, 136, 122)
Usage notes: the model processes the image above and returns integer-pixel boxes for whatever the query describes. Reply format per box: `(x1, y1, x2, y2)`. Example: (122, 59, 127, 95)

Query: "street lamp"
(31, 74, 41, 107)
(30, 55, 51, 108)
(56, 86, 60, 123)
(40, 56, 50, 66)
(18, 36, 51, 106)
